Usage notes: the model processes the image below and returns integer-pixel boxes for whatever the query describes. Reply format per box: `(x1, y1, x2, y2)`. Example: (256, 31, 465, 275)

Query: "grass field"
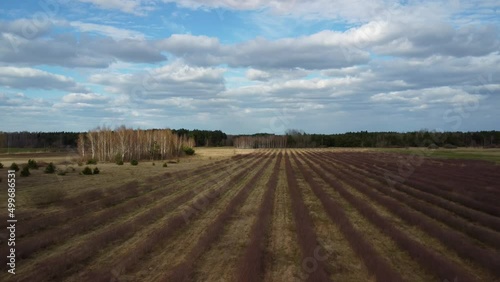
(372, 147, 500, 164)
(0, 148, 499, 281)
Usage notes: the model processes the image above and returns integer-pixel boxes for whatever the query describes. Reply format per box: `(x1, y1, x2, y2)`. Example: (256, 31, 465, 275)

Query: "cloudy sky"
(0, 0, 499, 134)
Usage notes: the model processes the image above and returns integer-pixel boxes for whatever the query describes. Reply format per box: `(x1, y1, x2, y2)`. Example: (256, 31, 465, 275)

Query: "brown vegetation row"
(301, 151, 492, 280)
(312, 152, 500, 250)
(289, 152, 404, 282)
(284, 152, 331, 282)
(8, 155, 264, 281)
(81, 153, 268, 281)
(235, 151, 283, 282)
(160, 153, 276, 282)
(324, 152, 500, 232)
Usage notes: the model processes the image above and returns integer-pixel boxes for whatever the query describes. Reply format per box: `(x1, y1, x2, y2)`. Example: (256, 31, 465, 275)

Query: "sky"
(0, 0, 499, 134)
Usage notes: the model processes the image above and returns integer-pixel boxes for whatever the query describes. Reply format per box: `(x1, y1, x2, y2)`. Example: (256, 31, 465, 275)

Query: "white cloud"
(69, 21, 145, 40)
(77, 0, 155, 15)
(0, 66, 88, 92)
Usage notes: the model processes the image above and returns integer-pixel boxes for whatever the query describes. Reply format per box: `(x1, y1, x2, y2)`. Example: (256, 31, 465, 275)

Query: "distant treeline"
(233, 130, 500, 148)
(1, 129, 499, 149)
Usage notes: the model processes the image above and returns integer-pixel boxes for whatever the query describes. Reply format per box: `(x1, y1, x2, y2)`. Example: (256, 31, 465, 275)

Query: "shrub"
(427, 144, 439, 149)
(20, 166, 30, 177)
(163, 162, 168, 167)
(115, 154, 124, 165)
(443, 144, 457, 149)
(152, 162, 155, 166)
(82, 166, 93, 175)
(0, 162, 4, 168)
(57, 170, 66, 176)
(45, 163, 56, 174)
(10, 163, 19, 172)
(27, 159, 39, 169)
(183, 147, 195, 156)
(30, 187, 67, 206)
(130, 160, 139, 166)
(86, 159, 97, 165)
(93, 167, 100, 174)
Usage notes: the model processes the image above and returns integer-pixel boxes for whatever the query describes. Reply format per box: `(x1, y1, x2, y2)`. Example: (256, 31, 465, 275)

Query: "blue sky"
(0, 0, 499, 134)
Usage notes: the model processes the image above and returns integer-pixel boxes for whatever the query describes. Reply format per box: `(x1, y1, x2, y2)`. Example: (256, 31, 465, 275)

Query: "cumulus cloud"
(160, 32, 370, 70)
(0, 24, 166, 68)
(89, 60, 225, 97)
(0, 66, 88, 92)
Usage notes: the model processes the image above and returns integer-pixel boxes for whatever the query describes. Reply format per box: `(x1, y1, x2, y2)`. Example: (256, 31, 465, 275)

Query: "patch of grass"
(30, 186, 67, 206)
(86, 159, 98, 165)
(0, 147, 51, 154)
(372, 147, 500, 164)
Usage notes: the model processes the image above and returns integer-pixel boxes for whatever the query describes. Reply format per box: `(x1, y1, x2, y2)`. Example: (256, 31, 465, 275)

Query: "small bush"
(20, 166, 30, 177)
(93, 167, 100, 174)
(443, 144, 457, 149)
(10, 163, 19, 172)
(0, 162, 4, 168)
(163, 162, 168, 167)
(86, 159, 97, 165)
(82, 166, 93, 175)
(183, 147, 195, 156)
(45, 163, 56, 174)
(116, 160, 124, 165)
(77, 161, 83, 166)
(152, 162, 155, 166)
(57, 170, 66, 176)
(130, 159, 139, 166)
(27, 159, 39, 169)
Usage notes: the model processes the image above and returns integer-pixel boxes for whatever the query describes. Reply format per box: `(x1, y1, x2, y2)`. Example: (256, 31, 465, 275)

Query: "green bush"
(45, 162, 56, 174)
(93, 167, 100, 174)
(0, 162, 4, 168)
(130, 159, 139, 166)
(152, 162, 155, 166)
(162, 162, 168, 167)
(115, 154, 124, 165)
(82, 166, 93, 175)
(27, 159, 39, 169)
(86, 159, 97, 165)
(10, 163, 19, 172)
(20, 166, 30, 177)
(183, 147, 195, 156)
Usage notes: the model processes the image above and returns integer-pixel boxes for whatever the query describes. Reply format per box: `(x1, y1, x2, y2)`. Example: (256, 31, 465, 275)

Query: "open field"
(0, 148, 499, 281)
(371, 147, 500, 164)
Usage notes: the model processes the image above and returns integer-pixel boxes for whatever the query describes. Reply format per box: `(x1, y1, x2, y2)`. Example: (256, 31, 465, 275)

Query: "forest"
(1, 129, 499, 150)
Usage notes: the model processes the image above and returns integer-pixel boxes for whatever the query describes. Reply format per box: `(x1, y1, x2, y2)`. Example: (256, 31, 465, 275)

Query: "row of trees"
(172, 129, 228, 147)
(229, 130, 500, 148)
(0, 132, 79, 148)
(77, 126, 194, 162)
(2, 129, 499, 150)
(233, 135, 288, 148)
